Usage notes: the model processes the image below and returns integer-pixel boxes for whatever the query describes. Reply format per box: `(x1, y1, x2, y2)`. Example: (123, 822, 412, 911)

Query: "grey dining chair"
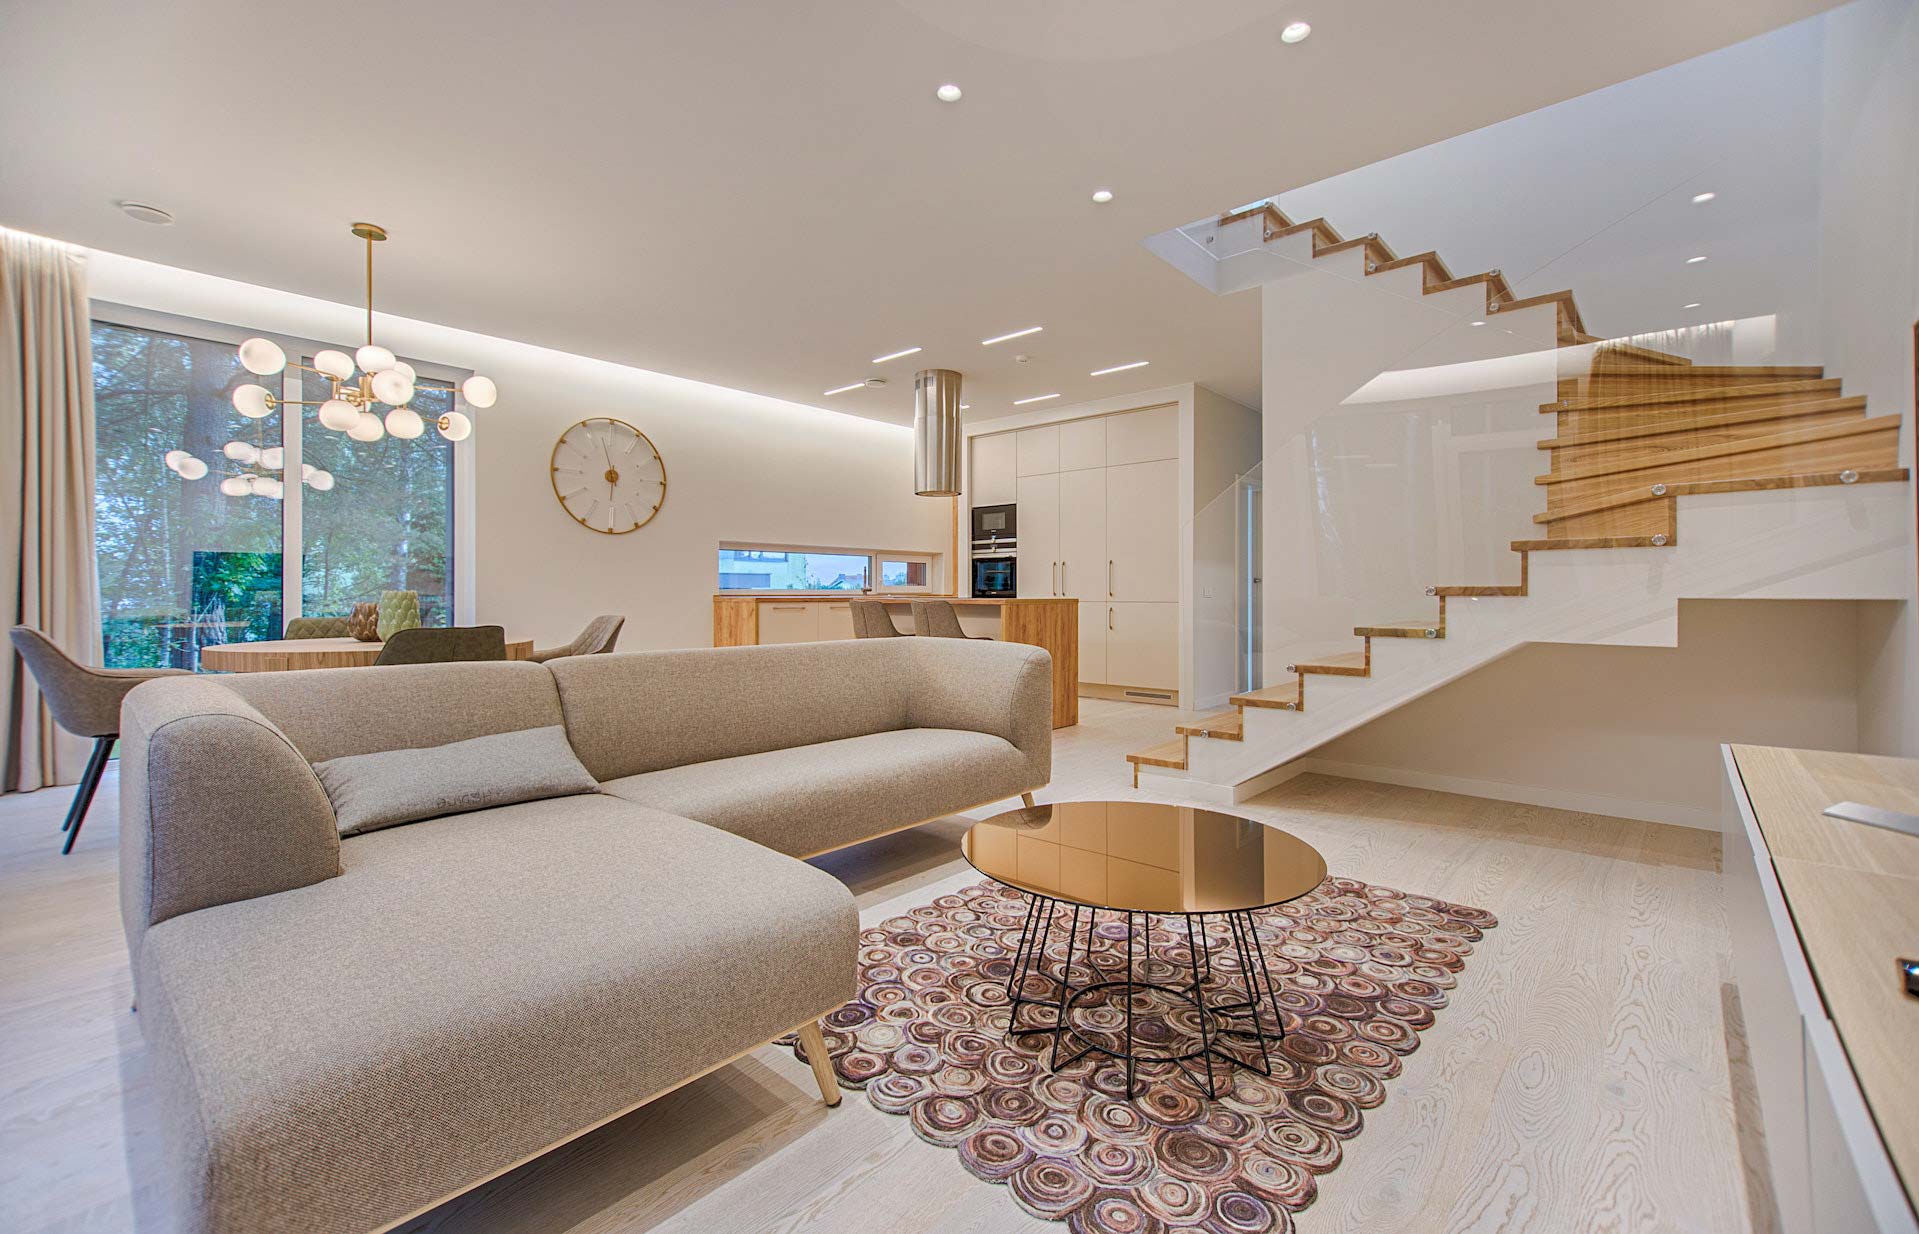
(9, 626, 189, 853)
(527, 615, 626, 663)
(849, 600, 909, 638)
(910, 599, 991, 640)
(283, 615, 352, 639)
(373, 625, 508, 666)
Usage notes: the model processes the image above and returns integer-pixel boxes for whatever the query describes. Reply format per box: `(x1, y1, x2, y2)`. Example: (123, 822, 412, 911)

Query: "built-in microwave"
(972, 555, 1016, 598)
(971, 503, 1016, 551)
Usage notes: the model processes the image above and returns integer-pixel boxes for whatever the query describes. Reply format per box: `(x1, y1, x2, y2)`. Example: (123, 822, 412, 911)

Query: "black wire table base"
(999, 888, 1286, 1100)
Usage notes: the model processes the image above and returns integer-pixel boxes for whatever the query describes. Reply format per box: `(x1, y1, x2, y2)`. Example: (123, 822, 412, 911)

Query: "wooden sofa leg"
(797, 1019, 841, 1107)
(1021, 792, 1036, 808)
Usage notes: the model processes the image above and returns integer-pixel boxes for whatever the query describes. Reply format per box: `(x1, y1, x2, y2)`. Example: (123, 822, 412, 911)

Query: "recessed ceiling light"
(1013, 393, 1060, 405)
(1683, 302, 1702, 309)
(1686, 255, 1708, 264)
(959, 403, 971, 410)
(982, 326, 1043, 346)
(117, 200, 174, 225)
(1280, 21, 1312, 43)
(823, 382, 866, 396)
(1470, 320, 1486, 327)
(936, 84, 962, 103)
(1691, 192, 1716, 204)
(1090, 360, 1149, 376)
(1092, 189, 1114, 204)
(872, 346, 922, 364)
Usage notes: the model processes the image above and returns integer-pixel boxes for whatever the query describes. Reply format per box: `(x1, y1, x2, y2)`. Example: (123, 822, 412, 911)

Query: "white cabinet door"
(1016, 425, 1060, 476)
(970, 433, 1017, 506)
(1105, 458, 1178, 602)
(758, 603, 819, 644)
(1078, 599, 1108, 685)
(1058, 468, 1105, 604)
(1105, 405, 1178, 466)
(1106, 601, 1178, 690)
(1016, 473, 1061, 597)
(1058, 417, 1106, 471)
(816, 601, 856, 641)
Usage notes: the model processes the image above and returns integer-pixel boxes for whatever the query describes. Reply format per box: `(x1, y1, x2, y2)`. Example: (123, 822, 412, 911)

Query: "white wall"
(83, 250, 948, 651)
(1812, 0, 1919, 755)
(1307, 599, 1865, 828)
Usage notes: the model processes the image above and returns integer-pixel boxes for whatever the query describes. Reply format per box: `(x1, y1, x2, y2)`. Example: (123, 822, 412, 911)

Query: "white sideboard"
(1722, 744, 1919, 1234)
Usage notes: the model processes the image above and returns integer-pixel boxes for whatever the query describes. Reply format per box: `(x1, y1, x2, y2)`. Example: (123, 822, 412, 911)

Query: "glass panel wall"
(92, 321, 285, 669)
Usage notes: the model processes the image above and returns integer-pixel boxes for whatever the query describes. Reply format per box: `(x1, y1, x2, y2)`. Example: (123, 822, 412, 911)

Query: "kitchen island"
(712, 594, 1077, 727)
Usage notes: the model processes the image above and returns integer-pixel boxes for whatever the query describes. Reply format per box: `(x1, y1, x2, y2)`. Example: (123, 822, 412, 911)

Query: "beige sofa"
(118, 637, 1051, 1234)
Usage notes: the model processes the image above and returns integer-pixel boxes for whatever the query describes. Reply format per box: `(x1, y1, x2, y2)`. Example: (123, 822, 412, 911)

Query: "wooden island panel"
(712, 595, 1078, 727)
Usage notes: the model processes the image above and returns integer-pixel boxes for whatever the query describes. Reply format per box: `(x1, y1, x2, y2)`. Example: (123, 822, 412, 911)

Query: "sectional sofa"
(117, 637, 1052, 1234)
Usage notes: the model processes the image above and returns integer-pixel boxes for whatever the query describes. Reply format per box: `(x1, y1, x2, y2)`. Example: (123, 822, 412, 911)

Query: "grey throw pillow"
(313, 725, 600, 837)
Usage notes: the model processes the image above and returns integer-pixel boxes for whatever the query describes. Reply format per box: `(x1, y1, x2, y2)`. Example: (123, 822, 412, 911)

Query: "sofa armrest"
(902, 639, 1052, 790)
(119, 677, 341, 956)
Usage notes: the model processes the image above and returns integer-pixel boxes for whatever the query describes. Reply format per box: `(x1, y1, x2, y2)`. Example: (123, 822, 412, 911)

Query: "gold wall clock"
(549, 416, 666, 535)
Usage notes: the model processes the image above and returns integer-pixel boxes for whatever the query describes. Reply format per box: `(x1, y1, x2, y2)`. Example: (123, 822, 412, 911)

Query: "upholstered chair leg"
(796, 1019, 841, 1107)
(60, 736, 115, 855)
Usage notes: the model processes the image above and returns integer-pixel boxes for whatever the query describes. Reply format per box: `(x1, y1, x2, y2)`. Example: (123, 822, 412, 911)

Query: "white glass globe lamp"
(371, 368, 414, 406)
(175, 456, 209, 480)
(354, 344, 396, 373)
(461, 375, 497, 408)
(313, 349, 355, 380)
(348, 412, 386, 442)
(437, 410, 473, 442)
(238, 337, 287, 376)
(306, 469, 335, 492)
(232, 383, 273, 418)
(318, 399, 360, 432)
(384, 406, 425, 439)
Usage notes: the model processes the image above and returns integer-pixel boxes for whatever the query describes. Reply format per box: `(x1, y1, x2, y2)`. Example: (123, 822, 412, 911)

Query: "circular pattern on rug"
(793, 878, 1494, 1234)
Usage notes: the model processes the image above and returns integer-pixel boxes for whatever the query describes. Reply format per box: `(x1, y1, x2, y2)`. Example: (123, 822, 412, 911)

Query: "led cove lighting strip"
(982, 326, 1043, 346)
(1013, 393, 1059, 405)
(872, 346, 923, 363)
(1089, 360, 1148, 376)
(822, 383, 865, 396)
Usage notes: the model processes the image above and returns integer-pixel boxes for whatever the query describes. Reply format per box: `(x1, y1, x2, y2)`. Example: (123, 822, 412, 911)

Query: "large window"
(92, 314, 461, 668)
(716, 544, 935, 593)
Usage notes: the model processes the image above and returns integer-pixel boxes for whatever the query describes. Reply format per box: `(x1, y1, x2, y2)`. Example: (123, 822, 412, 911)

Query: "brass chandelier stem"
(365, 230, 373, 346)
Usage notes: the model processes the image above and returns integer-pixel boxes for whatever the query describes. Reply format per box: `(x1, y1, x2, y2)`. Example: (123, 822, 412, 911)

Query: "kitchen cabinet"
(1077, 599, 1107, 684)
(816, 600, 856, 641)
(1016, 473, 1061, 597)
(1105, 459, 1178, 602)
(1058, 468, 1106, 605)
(1105, 601, 1178, 691)
(1106, 405, 1178, 466)
(758, 602, 821, 644)
(1059, 417, 1106, 471)
(971, 432, 1017, 505)
(1016, 425, 1060, 477)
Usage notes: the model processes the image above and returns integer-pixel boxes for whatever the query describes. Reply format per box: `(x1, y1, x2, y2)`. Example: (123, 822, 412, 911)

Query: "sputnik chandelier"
(163, 222, 498, 500)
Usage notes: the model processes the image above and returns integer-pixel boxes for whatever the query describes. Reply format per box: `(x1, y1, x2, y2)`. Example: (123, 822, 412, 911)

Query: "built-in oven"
(971, 503, 1016, 549)
(972, 554, 1016, 598)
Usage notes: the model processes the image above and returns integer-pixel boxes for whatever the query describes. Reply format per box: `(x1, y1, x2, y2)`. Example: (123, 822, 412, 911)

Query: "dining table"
(198, 636, 535, 673)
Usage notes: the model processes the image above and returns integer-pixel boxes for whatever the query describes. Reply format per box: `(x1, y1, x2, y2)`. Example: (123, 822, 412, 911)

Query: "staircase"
(1128, 204, 1909, 792)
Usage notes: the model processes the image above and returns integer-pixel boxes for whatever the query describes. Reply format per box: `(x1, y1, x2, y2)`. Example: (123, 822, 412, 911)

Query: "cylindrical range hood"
(913, 368, 963, 496)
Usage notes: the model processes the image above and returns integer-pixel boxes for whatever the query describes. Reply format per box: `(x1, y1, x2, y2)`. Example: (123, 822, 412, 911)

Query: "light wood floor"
(0, 699, 1776, 1233)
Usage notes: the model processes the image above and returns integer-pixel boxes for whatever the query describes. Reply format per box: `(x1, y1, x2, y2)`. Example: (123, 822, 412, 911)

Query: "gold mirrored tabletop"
(961, 800, 1327, 914)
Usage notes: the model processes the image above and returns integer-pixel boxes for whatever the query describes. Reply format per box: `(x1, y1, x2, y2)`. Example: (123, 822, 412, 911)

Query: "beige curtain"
(1, 228, 100, 793)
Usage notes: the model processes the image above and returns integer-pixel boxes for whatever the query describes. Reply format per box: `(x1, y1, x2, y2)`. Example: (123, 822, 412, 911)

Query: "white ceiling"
(0, 0, 1841, 425)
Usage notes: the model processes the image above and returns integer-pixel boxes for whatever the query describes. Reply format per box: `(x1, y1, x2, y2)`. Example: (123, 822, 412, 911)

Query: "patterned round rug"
(791, 876, 1496, 1234)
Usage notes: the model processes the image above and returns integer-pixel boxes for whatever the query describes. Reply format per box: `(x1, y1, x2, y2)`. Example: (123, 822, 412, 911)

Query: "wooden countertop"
(1731, 744, 1919, 1206)
(712, 594, 1075, 606)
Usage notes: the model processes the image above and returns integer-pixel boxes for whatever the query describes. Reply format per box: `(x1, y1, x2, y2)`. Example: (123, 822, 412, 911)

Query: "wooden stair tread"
(1354, 620, 1443, 638)
(1539, 396, 1867, 450)
(1430, 583, 1525, 596)
(1230, 678, 1304, 710)
(1176, 711, 1244, 741)
(1512, 535, 1672, 551)
(1543, 378, 1842, 413)
(1586, 364, 1825, 380)
(1536, 416, 1902, 486)
(1534, 467, 1911, 523)
(1125, 738, 1187, 769)
(1288, 650, 1369, 675)
(1585, 340, 1692, 366)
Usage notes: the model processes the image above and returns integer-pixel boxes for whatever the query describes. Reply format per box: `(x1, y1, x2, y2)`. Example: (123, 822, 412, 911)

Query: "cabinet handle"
(1061, 561, 1067, 593)
(1108, 606, 1114, 631)
(1108, 560, 1114, 598)
(769, 604, 807, 611)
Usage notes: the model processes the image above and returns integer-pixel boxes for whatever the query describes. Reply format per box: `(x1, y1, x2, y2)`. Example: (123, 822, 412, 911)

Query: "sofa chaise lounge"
(118, 636, 1052, 1234)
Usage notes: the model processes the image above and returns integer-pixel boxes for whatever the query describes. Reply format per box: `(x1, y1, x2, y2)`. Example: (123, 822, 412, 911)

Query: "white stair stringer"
(1151, 481, 1911, 794)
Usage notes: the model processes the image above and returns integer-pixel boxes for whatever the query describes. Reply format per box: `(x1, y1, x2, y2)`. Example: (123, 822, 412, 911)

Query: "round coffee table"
(961, 799, 1327, 1099)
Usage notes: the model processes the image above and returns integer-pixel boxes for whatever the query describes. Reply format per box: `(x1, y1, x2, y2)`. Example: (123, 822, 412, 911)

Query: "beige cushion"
(313, 725, 599, 837)
(213, 660, 566, 764)
(134, 793, 857, 1234)
(601, 727, 1030, 857)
